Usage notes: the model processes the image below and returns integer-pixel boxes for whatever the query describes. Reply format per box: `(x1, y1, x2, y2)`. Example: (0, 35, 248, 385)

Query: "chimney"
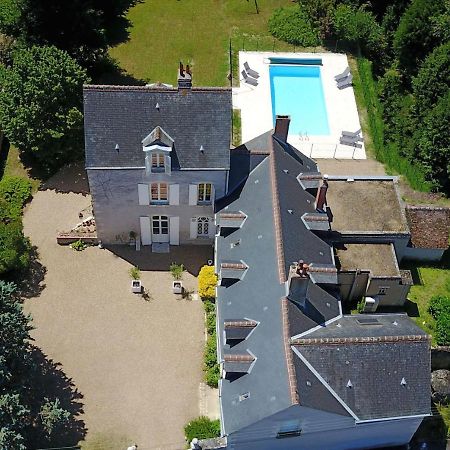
(177, 61, 192, 89)
(315, 175, 328, 211)
(274, 115, 290, 143)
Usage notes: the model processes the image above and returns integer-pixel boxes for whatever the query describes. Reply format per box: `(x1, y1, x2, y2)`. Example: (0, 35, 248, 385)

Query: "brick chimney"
(315, 175, 329, 211)
(274, 115, 290, 143)
(177, 61, 192, 89)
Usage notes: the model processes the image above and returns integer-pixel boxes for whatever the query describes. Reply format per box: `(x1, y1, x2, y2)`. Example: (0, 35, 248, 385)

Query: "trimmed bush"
(206, 312, 216, 336)
(198, 265, 217, 299)
(0, 176, 32, 218)
(268, 5, 321, 47)
(184, 416, 220, 443)
(0, 219, 30, 275)
(429, 295, 450, 346)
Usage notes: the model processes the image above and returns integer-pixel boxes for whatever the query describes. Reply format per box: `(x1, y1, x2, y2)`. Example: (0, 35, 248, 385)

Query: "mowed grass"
(109, 0, 291, 86)
(403, 253, 450, 344)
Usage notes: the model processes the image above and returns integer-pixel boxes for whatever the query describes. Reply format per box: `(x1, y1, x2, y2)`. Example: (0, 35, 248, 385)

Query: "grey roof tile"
(83, 85, 231, 169)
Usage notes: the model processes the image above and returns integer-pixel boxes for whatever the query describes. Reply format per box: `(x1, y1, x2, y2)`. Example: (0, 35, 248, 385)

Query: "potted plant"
(170, 262, 184, 294)
(129, 231, 137, 247)
(129, 266, 142, 293)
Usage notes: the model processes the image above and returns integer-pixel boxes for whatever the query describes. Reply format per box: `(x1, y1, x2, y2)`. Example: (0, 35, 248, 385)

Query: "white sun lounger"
(244, 62, 260, 79)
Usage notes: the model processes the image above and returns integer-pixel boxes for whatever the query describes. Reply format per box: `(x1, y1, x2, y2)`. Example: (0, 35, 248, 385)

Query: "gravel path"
(22, 164, 208, 449)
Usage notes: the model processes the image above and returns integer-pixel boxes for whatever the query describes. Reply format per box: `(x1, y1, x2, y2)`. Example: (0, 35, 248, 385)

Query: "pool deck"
(233, 51, 366, 159)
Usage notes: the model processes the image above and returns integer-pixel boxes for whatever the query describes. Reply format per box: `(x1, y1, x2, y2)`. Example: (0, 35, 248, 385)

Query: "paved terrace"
(233, 51, 366, 159)
(22, 163, 210, 449)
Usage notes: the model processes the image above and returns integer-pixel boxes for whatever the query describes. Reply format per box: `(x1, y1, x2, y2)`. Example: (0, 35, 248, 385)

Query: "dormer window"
(151, 153, 165, 172)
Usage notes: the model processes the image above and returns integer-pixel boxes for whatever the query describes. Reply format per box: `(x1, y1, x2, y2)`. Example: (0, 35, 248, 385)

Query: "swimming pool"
(269, 65, 330, 136)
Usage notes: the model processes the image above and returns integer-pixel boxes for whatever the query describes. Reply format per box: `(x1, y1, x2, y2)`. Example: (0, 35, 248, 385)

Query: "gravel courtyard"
(22, 164, 211, 449)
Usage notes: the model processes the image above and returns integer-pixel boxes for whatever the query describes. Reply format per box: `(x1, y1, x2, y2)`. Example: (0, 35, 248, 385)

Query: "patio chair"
(334, 66, 350, 82)
(241, 70, 258, 87)
(244, 62, 260, 79)
(337, 73, 353, 89)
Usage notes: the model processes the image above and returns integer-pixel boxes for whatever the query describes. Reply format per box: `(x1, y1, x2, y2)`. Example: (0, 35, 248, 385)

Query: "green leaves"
(0, 45, 89, 173)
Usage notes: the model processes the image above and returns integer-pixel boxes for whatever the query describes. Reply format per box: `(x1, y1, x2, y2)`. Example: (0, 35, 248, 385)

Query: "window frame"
(151, 152, 165, 173)
(150, 182, 169, 205)
(197, 183, 213, 204)
(152, 215, 169, 235)
(197, 216, 210, 237)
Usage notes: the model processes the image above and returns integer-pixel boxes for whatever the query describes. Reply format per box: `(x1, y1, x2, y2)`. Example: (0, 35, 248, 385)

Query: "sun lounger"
(337, 73, 353, 89)
(241, 70, 258, 87)
(342, 128, 361, 138)
(340, 136, 362, 148)
(334, 66, 350, 82)
(244, 62, 260, 79)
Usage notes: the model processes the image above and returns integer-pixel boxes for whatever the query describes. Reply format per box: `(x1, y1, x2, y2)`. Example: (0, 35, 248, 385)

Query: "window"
(378, 286, 389, 296)
(197, 216, 210, 237)
(151, 153, 165, 172)
(198, 183, 212, 204)
(152, 216, 169, 235)
(150, 183, 168, 204)
(276, 421, 302, 439)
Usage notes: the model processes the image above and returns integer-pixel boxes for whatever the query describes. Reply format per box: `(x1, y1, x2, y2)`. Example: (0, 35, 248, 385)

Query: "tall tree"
(393, 0, 446, 79)
(0, 45, 89, 174)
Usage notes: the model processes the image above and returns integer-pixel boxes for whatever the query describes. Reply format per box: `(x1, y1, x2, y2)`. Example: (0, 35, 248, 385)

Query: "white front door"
(151, 215, 170, 243)
(140, 216, 152, 245)
(197, 216, 211, 237)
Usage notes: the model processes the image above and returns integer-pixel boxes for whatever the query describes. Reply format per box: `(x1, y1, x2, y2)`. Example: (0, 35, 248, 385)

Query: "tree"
(414, 91, 450, 193)
(332, 4, 386, 59)
(412, 42, 450, 119)
(0, 45, 89, 174)
(393, 0, 446, 78)
(0, 219, 30, 275)
(39, 398, 70, 436)
(0, 0, 138, 67)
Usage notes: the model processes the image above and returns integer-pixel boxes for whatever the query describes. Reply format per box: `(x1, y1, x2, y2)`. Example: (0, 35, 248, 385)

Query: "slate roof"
(83, 85, 231, 169)
(406, 205, 450, 249)
(216, 127, 431, 439)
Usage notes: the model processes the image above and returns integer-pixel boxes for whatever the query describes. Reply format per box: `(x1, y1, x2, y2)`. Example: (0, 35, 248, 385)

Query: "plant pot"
(131, 279, 142, 293)
(172, 280, 183, 294)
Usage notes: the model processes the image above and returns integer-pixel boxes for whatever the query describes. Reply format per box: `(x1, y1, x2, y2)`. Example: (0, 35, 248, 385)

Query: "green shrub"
(198, 265, 217, 299)
(205, 365, 220, 389)
(268, 5, 321, 47)
(429, 295, 450, 319)
(184, 416, 220, 443)
(333, 4, 386, 58)
(0, 219, 30, 275)
(169, 262, 184, 280)
(204, 333, 218, 370)
(129, 266, 140, 280)
(429, 295, 450, 346)
(0, 176, 32, 218)
(356, 298, 365, 313)
(203, 298, 215, 316)
(70, 239, 86, 251)
(206, 313, 216, 336)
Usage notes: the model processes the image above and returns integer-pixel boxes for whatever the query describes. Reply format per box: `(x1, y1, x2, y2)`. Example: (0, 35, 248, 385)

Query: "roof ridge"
(268, 135, 287, 283)
(291, 334, 430, 345)
(281, 298, 300, 405)
(83, 84, 231, 92)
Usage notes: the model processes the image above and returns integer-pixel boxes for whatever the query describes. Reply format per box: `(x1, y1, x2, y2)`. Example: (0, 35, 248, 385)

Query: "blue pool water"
(269, 65, 330, 136)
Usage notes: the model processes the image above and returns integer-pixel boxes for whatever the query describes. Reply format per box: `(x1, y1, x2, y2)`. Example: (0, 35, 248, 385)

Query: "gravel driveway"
(22, 164, 209, 449)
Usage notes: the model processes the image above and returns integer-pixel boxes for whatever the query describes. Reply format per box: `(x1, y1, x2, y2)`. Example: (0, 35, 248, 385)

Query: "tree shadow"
(39, 161, 89, 195)
(107, 244, 214, 276)
(4, 246, 48, 299)
(90, 54, 147, 85)
(25, 347, 86, 448)
(0, 133, 10, 179)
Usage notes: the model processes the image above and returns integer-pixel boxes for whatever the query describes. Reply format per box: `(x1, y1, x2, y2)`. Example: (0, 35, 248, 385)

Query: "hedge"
(198, 265, 217, 299)
(0, 176, 32, 218)
(429, 295, 450, 346)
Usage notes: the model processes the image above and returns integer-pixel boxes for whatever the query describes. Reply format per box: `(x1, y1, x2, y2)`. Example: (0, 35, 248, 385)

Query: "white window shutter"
(208, 217, 216, 238)
(169, 184, 179, 205)
(169, 217, 180, 245)
(138, 184, 150, 205)
(211, 184, 215, 203)
(190, 217, 197, 239)
(164, 155, 171, 174)
(189, 184, 198, 205)
(139, 216, 152, 245)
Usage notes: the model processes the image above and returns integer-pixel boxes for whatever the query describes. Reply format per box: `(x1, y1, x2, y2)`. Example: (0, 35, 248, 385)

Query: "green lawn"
(402, 253, 450, 343)
(109, 0, 292, 86)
